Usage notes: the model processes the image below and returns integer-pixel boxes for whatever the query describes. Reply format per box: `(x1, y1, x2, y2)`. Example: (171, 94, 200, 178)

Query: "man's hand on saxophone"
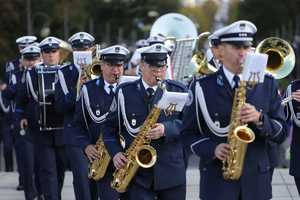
(240, 103, 261, 123)
(85, 144, 98, 163)
(214, 143, 230, 161)
(146, 123, 165, 140)
(113, 152, 128, 169)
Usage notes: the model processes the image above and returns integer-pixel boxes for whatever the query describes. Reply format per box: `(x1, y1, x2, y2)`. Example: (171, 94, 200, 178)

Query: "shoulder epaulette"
(59, 62, 73, 70)
(165, 79, 186, 90)
(118, 78, 138, 89)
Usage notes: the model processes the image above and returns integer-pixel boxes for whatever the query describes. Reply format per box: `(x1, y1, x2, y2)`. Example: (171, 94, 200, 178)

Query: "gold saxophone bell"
(233, 126, 255, 144)
(135, 145, 157, 168)
(256, 37, 295, 79)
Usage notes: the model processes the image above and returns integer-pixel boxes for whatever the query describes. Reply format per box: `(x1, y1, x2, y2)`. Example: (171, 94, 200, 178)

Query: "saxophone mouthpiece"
(115, 75, 120, 82)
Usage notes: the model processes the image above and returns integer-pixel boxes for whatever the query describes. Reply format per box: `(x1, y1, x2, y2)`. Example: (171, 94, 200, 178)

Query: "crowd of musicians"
(0, 18, 300, 200)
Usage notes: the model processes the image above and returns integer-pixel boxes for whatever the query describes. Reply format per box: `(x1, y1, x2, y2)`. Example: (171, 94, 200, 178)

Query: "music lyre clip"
(164, 103, 177, 116)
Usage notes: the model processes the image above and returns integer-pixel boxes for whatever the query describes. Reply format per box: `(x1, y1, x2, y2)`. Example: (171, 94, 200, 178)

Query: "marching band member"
(207, 33, 221, 69)
(284, 81, 300, 194)
(55, 32, 98, 200)
(1, 36, 36, 191)
(182, 20, 288, 200)
(103, 43, 187, 200)
(126, 39, 148, 76)
(14, 44, 43, 200)
(18, 37, 66, 200)
(73, 45, 129, 199)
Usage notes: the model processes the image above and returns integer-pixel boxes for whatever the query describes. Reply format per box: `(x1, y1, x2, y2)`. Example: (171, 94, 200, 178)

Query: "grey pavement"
(0, 155, 298, 200)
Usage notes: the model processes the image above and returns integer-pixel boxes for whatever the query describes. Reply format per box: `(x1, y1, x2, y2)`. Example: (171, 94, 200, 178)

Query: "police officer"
(103, 43, 187, 200)
(55, 32, 98, 200)
(19, 37, 66, 200)
(182, 20, 288, 200)
(284, 81, 300, 194)
(73, 45, 129, 199)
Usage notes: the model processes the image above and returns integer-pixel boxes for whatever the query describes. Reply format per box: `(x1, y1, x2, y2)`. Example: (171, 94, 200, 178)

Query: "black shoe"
(16, 185, 24, 191)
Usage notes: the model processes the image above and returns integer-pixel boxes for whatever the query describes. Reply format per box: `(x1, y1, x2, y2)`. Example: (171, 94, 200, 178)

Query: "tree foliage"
(0, 0, 181, 78)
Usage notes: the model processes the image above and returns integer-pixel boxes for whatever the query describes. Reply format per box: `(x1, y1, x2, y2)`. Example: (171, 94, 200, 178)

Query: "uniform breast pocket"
(88, 104, 102, 117)
(126, 112, 145, 128)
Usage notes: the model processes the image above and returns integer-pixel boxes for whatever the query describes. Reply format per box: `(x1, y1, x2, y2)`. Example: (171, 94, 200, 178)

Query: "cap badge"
(79, 33, 84, 42)
(240, 23, 246, 30)
(155, 45, 162, 52)
(30, 47, 33, 51)
(115, 47, 120, 53)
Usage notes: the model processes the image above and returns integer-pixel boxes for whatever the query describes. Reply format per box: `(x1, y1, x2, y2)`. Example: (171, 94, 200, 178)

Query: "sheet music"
(157, 91, 188, 112)
(242, 52, 268, 83)
(171, 38, 196, 80)
(73, 51, 93, 68)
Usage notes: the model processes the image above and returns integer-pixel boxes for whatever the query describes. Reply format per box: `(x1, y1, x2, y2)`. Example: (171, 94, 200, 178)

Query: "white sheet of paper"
(73, 51, 93, 68)
(157, 91, 188, 112)
(242, 52, 268, 83)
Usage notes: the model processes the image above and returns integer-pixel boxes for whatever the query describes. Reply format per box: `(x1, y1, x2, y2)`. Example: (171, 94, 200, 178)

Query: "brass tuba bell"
(58, 40, 73, 64)
(256, 37, 295, 79)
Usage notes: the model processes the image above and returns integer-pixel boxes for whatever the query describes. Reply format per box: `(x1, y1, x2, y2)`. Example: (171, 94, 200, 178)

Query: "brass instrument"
(150, 13, 199, 81)
(76, 44, 102, 98)
(111, 80, 165, 193)
(58, 40, 72, 64)
(222, 80, 255, 180)
(256, 37, 295, 79)
(191, 32, 218, 76)
(88, 134, 111, 181)
(85, 44, 102, 79)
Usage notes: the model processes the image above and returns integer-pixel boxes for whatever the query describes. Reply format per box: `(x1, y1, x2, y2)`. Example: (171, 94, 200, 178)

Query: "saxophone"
(222, 80, 256, 180)
(88, 75, 120, 181)
(88, 134, 111, 181)
(111, 81, 164, 193)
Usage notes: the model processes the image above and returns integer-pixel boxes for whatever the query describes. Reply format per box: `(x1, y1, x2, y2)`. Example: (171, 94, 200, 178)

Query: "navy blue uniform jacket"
(182, 68, 287, 200)
(103, 78, 187, 190)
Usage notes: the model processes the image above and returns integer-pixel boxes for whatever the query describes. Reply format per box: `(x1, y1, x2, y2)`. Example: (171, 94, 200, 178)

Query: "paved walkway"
(0, 168, 299, 200)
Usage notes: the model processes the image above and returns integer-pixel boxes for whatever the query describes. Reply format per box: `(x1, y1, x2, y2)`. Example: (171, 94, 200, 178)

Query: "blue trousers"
(127, 183, 186, 200)
(65, 145, 98, 200)
(1, 119, 13, 171)
(97, 170, 120, 200)
(36, 143, 66, 200)
(22, 139, 37, 200)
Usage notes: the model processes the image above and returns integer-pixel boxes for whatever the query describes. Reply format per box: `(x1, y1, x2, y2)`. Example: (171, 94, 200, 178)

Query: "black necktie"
(146, 87, 155, 111)
(233, 75, 240, 90)
(146, 88, 154, 99)
(108, 85, 114, 96)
